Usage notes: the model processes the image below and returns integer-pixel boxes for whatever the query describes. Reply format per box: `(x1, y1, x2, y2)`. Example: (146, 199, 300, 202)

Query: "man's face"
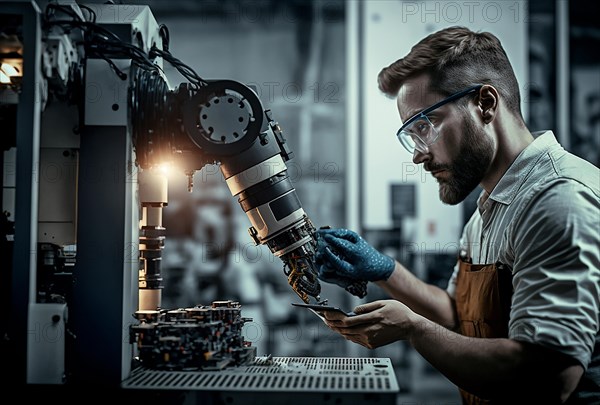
(396, 75, 493, 205)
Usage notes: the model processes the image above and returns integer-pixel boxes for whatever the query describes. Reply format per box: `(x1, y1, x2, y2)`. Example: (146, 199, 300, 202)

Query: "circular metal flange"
(182, 80, 263, 156)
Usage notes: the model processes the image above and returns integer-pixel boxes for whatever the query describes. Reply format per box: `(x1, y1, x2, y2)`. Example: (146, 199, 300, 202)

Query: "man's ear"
(477, 85, 499, 124)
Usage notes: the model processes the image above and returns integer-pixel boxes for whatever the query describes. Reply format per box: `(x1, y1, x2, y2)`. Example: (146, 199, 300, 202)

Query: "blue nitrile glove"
(315, 228, 395, 285)
(315, 233, 354, 289)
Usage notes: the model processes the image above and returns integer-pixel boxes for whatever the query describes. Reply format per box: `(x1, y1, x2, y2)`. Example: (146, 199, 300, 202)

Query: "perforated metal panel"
(122, 356, 399, 394)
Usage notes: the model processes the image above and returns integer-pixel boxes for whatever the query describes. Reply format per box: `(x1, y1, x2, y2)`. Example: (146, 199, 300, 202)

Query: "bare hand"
(323, 300, 419, 349)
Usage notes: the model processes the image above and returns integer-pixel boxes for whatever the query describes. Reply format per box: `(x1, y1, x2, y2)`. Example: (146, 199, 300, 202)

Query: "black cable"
(44, 5, 184, 81)
(46, 20, 121, 42)
(150, 46, 207, 88)
(97, 54, 127, 80)
(79, 5, 97, 23)
(90, 39, 159, 72)
(158, 24, 170, 52)
(47, 18, 161, 74)
(42, 2, 187, 168)
(130, 67, 174, 168)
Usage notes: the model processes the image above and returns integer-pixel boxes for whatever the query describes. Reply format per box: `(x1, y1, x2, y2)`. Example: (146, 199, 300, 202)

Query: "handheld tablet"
(291, 302, 356, 317)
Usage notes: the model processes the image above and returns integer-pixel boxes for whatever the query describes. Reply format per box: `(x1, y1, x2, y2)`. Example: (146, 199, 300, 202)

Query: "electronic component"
(130, 300, 256, 371)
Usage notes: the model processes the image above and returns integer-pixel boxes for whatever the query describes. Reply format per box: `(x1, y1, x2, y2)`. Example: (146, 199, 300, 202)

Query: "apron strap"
(454, 259, 513, 404)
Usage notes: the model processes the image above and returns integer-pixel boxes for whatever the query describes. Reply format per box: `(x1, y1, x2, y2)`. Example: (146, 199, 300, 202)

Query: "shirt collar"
(479, 131, 561, 209)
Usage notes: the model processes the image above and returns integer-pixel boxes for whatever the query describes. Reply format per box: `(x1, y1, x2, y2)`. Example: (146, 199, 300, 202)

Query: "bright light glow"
(1, 63, 19, 77)
(156, 162, 171, 175)
(0, 62, 21, 85)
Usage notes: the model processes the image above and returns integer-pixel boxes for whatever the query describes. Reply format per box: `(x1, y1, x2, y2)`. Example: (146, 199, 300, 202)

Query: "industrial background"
(2, 0, 598, 403)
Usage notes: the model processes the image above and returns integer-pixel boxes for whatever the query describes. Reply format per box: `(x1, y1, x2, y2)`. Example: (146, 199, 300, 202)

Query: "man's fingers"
(323, 234, 356, 253)
(321, 247, 355, 274)
(317, 228, 361, 243)
(321, 247, 347, 268)
(322, 311, 348, 322)
(326, 323, 366, 337)
(354, 300, 386, 315)
(324, 312, 378, 328)
(331, 228, 360, 243)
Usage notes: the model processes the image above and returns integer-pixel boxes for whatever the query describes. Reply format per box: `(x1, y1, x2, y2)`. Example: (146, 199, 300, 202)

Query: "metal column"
(71, 124, 138, 385)
(2, 0, 43, 386)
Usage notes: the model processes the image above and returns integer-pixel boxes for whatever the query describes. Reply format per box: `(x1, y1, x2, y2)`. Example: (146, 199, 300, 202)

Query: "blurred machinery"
(0, 1, 391, 402)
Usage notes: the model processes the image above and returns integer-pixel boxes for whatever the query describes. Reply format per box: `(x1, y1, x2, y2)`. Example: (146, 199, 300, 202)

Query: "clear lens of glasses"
(397, 116, 438, 153)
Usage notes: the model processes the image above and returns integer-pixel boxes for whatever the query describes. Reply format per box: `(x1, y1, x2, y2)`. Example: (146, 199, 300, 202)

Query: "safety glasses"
(396, 84, 483, 154)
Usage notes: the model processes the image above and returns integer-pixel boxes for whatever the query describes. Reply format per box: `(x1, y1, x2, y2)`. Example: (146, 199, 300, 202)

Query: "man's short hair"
(378, 26, 523, 119)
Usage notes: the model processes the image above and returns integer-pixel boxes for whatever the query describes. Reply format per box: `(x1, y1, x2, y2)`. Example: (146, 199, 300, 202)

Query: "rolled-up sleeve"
(509, 180, 600, 368)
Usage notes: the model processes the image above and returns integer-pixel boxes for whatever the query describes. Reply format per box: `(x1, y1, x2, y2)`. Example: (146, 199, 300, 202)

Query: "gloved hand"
(315, 228, 395, 288)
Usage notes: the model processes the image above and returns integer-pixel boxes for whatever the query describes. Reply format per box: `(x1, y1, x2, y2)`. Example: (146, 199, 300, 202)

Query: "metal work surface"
(122, 356, 399, 393)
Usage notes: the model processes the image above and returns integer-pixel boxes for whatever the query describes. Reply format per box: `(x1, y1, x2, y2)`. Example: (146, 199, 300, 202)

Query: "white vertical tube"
(556, 0, 570, 149)
(345, 0, 366, 358)
(346, 0, 360, 232)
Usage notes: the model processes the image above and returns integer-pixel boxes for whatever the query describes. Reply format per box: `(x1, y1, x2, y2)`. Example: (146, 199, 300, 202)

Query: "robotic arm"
(126, 21, 369, 305)
(130, 70, 325, 304)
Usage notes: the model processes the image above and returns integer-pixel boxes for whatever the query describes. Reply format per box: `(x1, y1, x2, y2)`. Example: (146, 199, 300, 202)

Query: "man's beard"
(434, 116, 493, 205)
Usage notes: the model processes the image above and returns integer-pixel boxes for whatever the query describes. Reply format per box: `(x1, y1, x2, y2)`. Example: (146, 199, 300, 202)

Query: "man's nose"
(412, 147, 430, 165)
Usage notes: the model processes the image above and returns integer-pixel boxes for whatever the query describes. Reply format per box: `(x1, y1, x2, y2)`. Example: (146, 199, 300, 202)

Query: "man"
(315, 26, 600, 404)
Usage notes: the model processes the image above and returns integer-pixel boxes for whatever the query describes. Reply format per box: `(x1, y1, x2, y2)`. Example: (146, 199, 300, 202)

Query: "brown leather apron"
(454, 258, 513, 404)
